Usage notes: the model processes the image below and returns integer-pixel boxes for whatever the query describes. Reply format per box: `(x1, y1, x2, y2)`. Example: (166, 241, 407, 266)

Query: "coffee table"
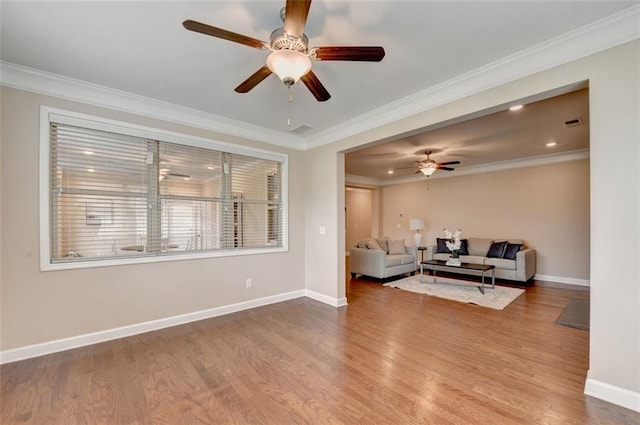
(420, 259, 496, 294)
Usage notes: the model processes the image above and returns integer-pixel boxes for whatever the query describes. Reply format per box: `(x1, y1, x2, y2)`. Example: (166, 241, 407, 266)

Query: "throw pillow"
(377, 237, 390, 253)
(436, 238, 450, 253)
(388, 239, 406, 255)
(437, 238, 469, 255)
(366, 239, 383, 251)
(486, 241, 508, 258)
(459, 239, 469, 256)
(503, 243, 523, 260)
(356, 240, 368, 249)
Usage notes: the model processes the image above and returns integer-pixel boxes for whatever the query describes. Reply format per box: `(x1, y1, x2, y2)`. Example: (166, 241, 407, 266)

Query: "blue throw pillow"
(437, 238, 469, 255)
(486, 241, 508, 258)
(436, 238, 449, 253)
(503, 243, 523, 260)
(459, 239, 469, 255)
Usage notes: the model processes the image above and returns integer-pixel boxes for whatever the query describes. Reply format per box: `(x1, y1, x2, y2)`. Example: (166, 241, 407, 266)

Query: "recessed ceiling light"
(546, 141, 557, 147)
(509, 105, 523, 111)
(87, 168, 95, 172)
(207, 166, 214, 170)
(387, 170, 394, 174)
(83, 150, 94, 155)
(184, 177, 190, 181)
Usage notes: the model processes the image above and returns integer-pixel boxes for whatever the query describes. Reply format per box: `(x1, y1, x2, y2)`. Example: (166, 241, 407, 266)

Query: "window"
(40, 107, 287, 270)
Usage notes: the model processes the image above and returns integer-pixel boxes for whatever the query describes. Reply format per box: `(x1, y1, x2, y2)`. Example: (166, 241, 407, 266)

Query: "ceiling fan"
(398, 150, 461, 177)
(159, 169, 190, 182)
(158, 162, 190, 181)
(182, 0, 385, 101)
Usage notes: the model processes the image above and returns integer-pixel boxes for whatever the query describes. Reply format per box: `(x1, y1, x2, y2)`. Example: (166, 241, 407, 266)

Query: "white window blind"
(47, 116, 286, 267)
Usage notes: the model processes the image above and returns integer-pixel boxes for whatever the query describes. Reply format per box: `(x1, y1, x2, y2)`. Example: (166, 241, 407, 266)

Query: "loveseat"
(425, 237, 536, 282)
(350, 237, 417, 279)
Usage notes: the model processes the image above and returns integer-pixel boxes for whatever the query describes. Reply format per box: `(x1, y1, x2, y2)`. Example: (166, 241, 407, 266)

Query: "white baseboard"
(0, 289, 350, 365)
(534, 274, 590, 286)
(0, 290, 306, 365)
(585, 373, 640, 412)
(305, 289, 348, 307)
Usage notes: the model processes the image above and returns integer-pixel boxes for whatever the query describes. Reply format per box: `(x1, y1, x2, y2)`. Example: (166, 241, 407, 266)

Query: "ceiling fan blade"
(313, 46, 385, 62)
(235, 66, 273, 93)
(438, 167, 455, 171)
(166, 173, 191, 178)
(437, 161, 461, 166)
(183, 20, 266, 50)
(284, 0, 312, 38)
(300, 70, 331, 102)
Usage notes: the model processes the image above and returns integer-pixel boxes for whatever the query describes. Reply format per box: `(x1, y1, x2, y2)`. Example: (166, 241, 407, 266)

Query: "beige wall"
(0, 39, 638, 409)
(382, 160, 590, 281)
(0, 87, 307, 350)
(345, 187, 373, 252)
(304, 146, 344, 302)
(305, 40, 639, 400)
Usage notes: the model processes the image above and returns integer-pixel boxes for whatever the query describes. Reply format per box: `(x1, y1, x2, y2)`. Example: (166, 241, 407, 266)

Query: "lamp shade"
(420, 166, 436, 176)
(409, 218, 426, 230)
(266, 49, 312, 85)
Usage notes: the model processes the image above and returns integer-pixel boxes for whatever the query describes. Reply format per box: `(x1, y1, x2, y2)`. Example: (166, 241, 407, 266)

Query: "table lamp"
(409, 218, 426, 247)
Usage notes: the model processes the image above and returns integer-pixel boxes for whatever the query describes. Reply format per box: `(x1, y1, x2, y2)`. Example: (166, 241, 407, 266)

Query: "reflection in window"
(47, 118, 286, 266)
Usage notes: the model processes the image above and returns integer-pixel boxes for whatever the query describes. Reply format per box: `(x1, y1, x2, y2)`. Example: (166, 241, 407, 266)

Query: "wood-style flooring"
(2, 274, 639, 424)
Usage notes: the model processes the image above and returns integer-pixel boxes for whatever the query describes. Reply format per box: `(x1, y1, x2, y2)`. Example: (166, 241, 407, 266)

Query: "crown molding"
(1, 5, 638, 152)
(305, 4, 640, 149)
(0, 61, 304, 150)
(345, 186, 374, 193)
(345, 174, 383, 187)
(353, 149, 590, 187)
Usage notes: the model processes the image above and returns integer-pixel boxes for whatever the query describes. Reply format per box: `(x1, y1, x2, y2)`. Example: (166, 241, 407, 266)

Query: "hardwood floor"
(2, 276, 639, 424)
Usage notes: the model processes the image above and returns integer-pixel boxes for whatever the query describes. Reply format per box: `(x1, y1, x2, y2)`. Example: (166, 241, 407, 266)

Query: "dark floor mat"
(555, 299, 589, 330)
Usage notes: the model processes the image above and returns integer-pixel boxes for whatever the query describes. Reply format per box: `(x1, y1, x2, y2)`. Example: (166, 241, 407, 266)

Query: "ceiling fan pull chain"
(287, 88, 293, 127)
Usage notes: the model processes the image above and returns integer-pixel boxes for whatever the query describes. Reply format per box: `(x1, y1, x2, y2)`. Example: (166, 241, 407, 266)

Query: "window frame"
(39, 106, 288, 271)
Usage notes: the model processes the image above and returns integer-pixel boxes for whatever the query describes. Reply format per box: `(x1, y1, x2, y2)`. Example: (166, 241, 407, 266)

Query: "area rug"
(383, 275, 524, 310)
(555, 299, 590, 330)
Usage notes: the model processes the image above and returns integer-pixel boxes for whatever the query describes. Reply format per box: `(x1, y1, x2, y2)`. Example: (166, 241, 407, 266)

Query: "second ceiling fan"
(398, 151, 461, 177)
(183, 0, 385, 102)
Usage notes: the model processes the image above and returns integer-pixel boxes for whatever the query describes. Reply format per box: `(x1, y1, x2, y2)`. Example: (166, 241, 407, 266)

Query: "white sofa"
(350, 237, 417, 279)
(425, 237, 536, 282)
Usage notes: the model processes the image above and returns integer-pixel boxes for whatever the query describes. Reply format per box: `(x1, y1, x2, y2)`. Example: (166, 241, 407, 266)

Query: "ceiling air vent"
(564, 117, 583, 128)
(290, 124, 313, 134)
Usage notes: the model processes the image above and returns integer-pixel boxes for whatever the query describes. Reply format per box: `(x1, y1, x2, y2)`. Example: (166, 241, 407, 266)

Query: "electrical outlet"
(246, 278, 253, 288)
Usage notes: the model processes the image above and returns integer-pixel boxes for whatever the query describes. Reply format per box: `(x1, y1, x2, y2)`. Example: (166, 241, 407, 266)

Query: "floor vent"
(290, 124, 313, 134)
(564, 117, 583, 127)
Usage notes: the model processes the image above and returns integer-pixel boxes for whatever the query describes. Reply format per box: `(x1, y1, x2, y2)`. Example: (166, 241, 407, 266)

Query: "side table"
(417, 246, 427, 262)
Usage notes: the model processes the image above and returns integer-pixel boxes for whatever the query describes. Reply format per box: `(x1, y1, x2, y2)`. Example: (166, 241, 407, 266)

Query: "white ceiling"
(345, 86, 590, 182)
(1, 1, 638, 176)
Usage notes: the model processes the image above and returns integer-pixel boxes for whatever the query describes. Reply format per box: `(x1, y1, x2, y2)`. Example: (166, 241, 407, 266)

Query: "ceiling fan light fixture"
(267, 49, 312, 87)
(419, 165, 437, 176)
